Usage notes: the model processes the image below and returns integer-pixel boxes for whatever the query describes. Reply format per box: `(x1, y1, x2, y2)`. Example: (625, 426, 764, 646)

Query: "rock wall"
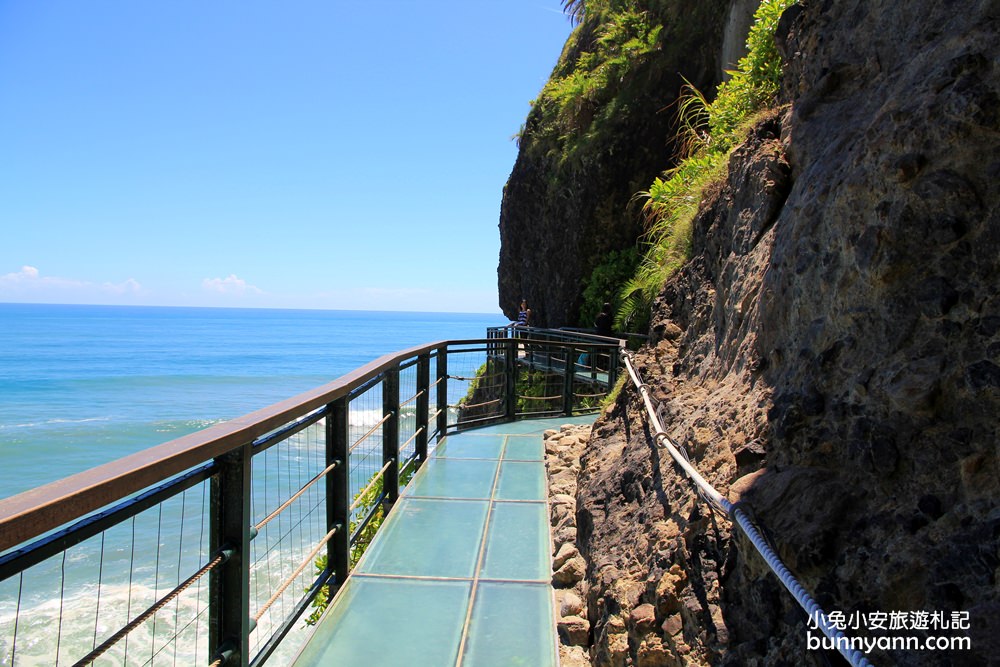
(544, 424, 596, 667)
(575, 112, 791, 666)
(570, 1, 1000, 665)
(720, 0, 759, 76)
(497, 1, 732, 326)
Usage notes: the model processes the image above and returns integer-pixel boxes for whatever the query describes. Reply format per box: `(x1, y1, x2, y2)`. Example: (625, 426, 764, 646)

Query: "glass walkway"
(292, 415, 596, 666)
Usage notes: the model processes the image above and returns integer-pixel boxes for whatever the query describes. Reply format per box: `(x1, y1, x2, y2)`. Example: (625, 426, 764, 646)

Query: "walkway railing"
(621, 351, 873, 667)
(0, 332, 623, 667)
(481, 326, 622, 418)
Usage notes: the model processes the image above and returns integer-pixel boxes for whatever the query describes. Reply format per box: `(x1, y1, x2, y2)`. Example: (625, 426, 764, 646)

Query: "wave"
(0, 546, 322, 666)
(152, 418, 227, 434)
(0, 579, 210, 666)
(0, 416, 113, 430)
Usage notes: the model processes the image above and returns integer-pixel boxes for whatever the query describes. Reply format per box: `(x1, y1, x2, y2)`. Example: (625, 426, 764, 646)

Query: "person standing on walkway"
(516, 300, 532, 327)
(595, 302, 613, 337)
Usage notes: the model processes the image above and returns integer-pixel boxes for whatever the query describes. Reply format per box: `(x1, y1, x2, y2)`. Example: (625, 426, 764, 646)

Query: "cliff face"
(564, 1, 1000, 665)
(575, 112, 792, 665)
(497, 1, 734, 326)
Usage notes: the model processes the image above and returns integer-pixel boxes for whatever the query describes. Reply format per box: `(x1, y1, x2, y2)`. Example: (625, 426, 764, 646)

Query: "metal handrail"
(0, 329, 625, 667)
(0, 339, 444, 555)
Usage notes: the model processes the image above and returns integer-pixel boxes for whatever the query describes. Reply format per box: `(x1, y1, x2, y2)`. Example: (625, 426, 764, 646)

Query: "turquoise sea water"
(0, 303, 504, 664)
(0, 303, 502, 501)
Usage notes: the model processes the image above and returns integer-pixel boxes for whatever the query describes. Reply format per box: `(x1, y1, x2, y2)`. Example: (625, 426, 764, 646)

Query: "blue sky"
(0, 1, 573, 314)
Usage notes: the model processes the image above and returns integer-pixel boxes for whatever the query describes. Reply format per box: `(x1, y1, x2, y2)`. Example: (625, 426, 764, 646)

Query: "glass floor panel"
(480, 501, 550, 581)
(495, 461, 547, 501)
(356, 498, 489, 578)
(291, 414, 597, 667)
(434, 433, 506, 459)
(466, 414, 596, 435)
(463, 582, 557, 667)
(503, 434, 545, 461)
(294, 577, 471, 666)
(405, 458, 499, 499)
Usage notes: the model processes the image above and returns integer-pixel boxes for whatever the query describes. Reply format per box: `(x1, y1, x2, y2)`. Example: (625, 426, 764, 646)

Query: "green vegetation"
(459, 362, 490, 404)
(515, 368, 565, 414)
(513, 0, 741, 334)
(578, 247, 639, 328)
(530, 3, 663, 162)
(707, 0, 793, 150)
(618, 152, 727, 331)
(305, 466, 414, 625)
(615, 0, 796, 330)
(601, 372, 628, 410)
(519, 0, 795, 332)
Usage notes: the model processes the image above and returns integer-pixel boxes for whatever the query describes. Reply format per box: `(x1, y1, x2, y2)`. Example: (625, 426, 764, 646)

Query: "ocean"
(0, 303, 502, 500)
(0, 303, 503, 665)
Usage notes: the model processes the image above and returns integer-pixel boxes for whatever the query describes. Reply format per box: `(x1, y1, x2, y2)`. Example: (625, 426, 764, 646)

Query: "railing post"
(563, 344, 575, 416)
(416, 353, 430, 463)
(209, 444, 252, 667)
(436, 345, 449, 437)
(610, 344, 621, 388)
(505, 336, 517, 420)
(383, 367, 400, 508)
(326, 397, 350, 592)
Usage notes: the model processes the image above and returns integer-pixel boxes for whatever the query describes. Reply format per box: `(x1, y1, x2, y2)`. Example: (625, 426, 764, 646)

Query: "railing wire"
(0, 333, 624, 665)
(621, 351, 874, 667)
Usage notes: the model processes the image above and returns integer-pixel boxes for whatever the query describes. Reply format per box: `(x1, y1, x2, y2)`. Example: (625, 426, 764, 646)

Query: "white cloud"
(201, 274, 264, 295)
(102, 277, 143, 295)
(0, 265, 144, 302)
(1, 265, 41, 283)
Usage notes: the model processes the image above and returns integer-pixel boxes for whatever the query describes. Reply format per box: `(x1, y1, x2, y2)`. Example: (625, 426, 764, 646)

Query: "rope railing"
(348, 460, 394, 514)
(252, 524, 340, 624)
(399, 389, 425, 408)
(349, 412, 392, 454)
(401, 426, 424, 450)
(516, 394, 562, 401)
(449, 372, 503, 382)
(574, 390, 608, 399)
(457, 397, 503, 410)
(73, 548, 231, 666)
(620, 351, 874, 667)
(254, 459, 342, 532)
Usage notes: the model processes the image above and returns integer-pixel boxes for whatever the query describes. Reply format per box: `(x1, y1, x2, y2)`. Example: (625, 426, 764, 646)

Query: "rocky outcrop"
(545, 424, 594, 667)
(720, 0, 760, 75)
(573, 114, 790, 666)
(565, 1, 1000, 665)
(497, 1, 735, 326)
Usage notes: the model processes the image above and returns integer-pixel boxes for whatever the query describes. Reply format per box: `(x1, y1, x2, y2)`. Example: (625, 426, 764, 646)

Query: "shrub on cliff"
(709, 0, 793, 150)
(616, 0, 796, 331)
(579, 247, 639, 329)
(528, 1, 664, 165)
(619, 152, 726, 331)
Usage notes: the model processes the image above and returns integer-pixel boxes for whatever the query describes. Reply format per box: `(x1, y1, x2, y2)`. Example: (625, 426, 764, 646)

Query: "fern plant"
(533, 3, 661, 150)
(616, 134, 725, 331)
(616, 0, 796, 331)
(708, 0, 795, 149)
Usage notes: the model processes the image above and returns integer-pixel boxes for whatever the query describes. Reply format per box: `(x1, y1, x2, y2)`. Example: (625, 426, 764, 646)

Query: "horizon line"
(0, 301, 506, 318)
